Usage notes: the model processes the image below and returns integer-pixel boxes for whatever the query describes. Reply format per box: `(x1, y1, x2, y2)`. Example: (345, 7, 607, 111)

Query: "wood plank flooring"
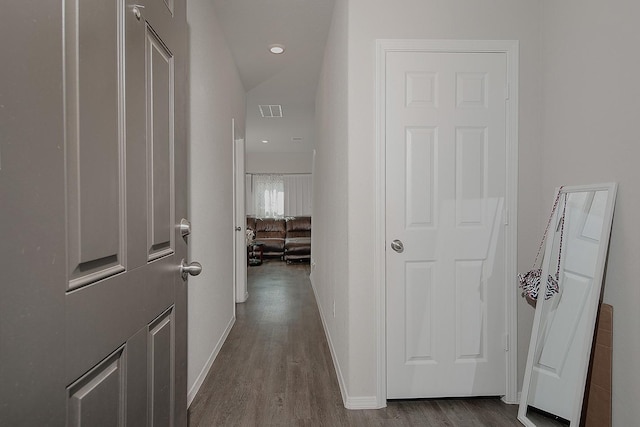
(188, 260, 523, 426)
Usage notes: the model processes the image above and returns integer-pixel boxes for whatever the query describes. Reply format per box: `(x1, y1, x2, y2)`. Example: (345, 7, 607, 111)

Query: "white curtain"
(246, 173, 312, 217)
(283, 174, 312, 216)
(252, 174, 284, 218)
(245, 174, 254, 216)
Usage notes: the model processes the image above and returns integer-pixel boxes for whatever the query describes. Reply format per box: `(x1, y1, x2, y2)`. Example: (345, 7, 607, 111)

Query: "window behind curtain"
(253, 174, 284, 217)
(247, 173, 312, 217)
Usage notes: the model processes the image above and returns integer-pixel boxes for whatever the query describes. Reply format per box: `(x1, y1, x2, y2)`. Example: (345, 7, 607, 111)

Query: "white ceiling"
(212, 0, 335, 153)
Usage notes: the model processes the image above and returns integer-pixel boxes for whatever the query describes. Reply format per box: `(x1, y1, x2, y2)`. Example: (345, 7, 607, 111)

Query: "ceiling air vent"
(259, 105, 283, 118)
(291, 137, 303, 143)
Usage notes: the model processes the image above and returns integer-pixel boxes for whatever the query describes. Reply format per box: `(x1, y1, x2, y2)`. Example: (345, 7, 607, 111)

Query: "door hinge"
(503, 334, 510, 351)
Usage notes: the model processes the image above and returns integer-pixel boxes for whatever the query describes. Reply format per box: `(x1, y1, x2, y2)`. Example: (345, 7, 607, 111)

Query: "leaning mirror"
(518, 183, 617, 426)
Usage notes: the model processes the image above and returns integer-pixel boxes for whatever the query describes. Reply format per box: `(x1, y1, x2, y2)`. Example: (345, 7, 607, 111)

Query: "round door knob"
(180, 259, 202, 280)
(391, 239, 404, 253)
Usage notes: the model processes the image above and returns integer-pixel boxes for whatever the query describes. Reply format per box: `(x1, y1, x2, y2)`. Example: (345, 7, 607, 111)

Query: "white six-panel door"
(385, 50, 509, 398)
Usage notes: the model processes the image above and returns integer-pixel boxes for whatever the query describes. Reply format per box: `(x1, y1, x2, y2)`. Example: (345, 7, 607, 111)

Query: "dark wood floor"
(188, 260, 524, 426)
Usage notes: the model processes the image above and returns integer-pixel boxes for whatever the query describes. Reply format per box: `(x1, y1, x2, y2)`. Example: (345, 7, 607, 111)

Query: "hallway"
(187, 260, 521, 426)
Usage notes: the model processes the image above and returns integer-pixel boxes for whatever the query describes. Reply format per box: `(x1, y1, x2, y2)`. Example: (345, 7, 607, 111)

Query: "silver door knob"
(180, 259, 202, 280)
(391, 239, 404, 253)
(179, 219, 191, 237)
(235, 226, 242, 231)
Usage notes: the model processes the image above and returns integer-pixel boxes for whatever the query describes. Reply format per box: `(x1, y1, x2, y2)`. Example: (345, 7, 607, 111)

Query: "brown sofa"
(246, 217, 286, 257)
(246, 216, 311, 262)
(284, 216, 311, 262)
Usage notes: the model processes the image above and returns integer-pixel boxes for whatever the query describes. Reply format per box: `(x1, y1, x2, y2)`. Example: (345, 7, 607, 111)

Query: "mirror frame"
(518, 183, 617, 426)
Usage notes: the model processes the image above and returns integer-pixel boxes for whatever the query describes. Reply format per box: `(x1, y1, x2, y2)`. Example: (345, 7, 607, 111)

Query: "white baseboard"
(187, 315, 236, 407)
(345, 396, 380, 410)
(310, 277, 349, 406)
(506, 391, 522, 405)
(310, 277, 381, 410)
(502, 392, 521, 405)
(236, 291, 249, 303)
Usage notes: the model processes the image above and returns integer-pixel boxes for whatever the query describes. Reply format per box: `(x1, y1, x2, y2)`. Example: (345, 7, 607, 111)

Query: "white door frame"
(374, 39, 519, 407)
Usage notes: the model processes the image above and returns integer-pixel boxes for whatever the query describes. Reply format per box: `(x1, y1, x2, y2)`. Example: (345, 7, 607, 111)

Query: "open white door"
(233, 130, 248, 303)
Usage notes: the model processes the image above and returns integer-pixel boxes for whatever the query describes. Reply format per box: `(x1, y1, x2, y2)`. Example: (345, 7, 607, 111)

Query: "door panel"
(386, 51, 508, 398)
(455, 260, 485, 360)
(149, 308, 175, 427)
(405, 262, 435, 363)
(147, 26, 175, 260)
(406, 127, 435, 227)
(67, 347, 126, 427)
(64, 0, 125, 290)
(456, 127, 486, 225)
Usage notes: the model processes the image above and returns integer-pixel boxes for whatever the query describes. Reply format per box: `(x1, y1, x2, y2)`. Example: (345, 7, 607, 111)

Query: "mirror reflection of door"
(520, 184, 617, 427)
(528, 192, 606, 419)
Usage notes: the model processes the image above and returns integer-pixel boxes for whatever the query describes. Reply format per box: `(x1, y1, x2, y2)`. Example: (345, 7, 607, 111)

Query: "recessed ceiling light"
(269, 44, 285, 54)
(262, 140, 269, 144)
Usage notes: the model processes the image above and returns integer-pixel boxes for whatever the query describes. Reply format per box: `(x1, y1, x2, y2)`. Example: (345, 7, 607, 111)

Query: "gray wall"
(186, 0, 246, 404)
(540, 1, 640, 424)
(246, 151, 313, 174)
(312, 0, 351, 405)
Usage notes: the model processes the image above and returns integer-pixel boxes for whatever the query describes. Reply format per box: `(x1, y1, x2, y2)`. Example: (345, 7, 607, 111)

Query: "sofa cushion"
(257, 238, 285, 254)
(284, 237, 311, 255)
(285, 216, 311, 232)
(255, 218, 286, 233)
(257, 231, 285, 240)
(286, 230, 310, 239)
(248, 218, 286, 257)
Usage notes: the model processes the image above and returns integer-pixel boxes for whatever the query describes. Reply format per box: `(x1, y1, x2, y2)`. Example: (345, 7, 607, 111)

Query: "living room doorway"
(244, 173, 313, 271)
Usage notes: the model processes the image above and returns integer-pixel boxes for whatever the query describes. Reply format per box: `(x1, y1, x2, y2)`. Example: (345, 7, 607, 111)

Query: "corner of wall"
(187, 316, 235, 407)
